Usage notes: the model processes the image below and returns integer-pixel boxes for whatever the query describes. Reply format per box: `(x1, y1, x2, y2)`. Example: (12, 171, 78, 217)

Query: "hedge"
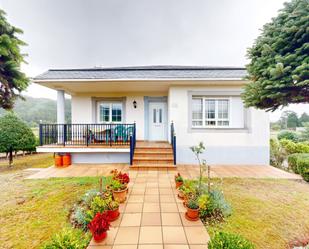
(297, 157, 309, 182)
(288, 153, 309, 182)
(279, 139, 309, 155)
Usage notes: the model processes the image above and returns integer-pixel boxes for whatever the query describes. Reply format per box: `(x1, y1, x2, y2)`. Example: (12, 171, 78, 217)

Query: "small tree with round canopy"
(0, 112, 36, 166)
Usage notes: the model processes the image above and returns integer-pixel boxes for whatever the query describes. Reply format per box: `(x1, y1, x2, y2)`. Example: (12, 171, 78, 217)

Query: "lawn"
(0, 156, 309, 248)
(0, 173, 98, 249)
(209, 178, 309, 249)
(0, 153, 54, 172)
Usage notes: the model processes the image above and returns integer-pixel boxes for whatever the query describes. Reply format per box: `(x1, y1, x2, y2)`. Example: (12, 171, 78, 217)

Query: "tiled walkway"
(27, 164, 302, 180)
(87, 170, 210, 249)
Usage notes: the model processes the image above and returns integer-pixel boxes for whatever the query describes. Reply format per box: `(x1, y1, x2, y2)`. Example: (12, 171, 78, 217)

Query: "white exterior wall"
(72, 96, 93, 123)
(125, 96, 144, 140)
(168, 86, 270, 165)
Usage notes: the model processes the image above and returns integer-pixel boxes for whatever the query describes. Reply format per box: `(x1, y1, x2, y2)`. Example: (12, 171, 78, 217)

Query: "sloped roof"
(34, 65, 247, 80)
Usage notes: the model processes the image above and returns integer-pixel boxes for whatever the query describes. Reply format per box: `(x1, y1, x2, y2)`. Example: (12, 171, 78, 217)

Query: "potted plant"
(88, 212, 111, 242)
(110, 179, 128, 203)
(111, 170, 130, 191)
(174, 173, 184, 188)
(185, 198, 200, 221)
(106, 200, 120, 221)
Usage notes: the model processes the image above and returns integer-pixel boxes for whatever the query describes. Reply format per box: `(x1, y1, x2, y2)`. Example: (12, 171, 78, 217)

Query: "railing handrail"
(39, 123, 136, 147)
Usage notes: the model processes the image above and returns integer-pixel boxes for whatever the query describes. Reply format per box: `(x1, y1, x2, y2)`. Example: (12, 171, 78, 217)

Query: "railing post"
(130, 135, 133, 165)
(109, 124, 112, 147)
(39, 124, 43, 146)
(63, 124, 67, 147)
(173, 135, 176, 165)
(86, 124, 89, 147)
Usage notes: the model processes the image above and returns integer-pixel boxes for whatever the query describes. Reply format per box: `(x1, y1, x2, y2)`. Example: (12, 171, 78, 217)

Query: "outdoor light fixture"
(133, 100, 137, 108)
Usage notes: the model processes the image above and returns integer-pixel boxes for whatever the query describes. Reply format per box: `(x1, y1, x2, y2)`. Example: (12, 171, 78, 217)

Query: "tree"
(0, 9, 29, 109)
(279, 110, 300, 128)
(242, 0, 309, 111)
(299, 112, 309, 126)
(0, 112, 36, 166)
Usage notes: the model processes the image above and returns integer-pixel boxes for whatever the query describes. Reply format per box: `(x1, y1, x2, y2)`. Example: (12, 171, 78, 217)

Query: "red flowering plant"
(88, 212, 111, 242)
(111, 169, 130, 184)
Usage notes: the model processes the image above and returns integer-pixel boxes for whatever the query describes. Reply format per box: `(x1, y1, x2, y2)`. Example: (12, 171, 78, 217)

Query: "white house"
(34, 66, 269, 167)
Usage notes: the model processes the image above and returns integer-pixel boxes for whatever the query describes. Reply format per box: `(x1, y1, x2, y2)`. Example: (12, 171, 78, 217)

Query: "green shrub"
(208, 231, 254, 249)
(41, 228, 91, 249)
(199, 190, 231, 221)
(71, 207, 88, 230)
(288, 153, 309, 174)
(297, 157, 309, 182)
(270, 138, 285, 167)
(81, 189, 100, 207)
(89, 196, 110, 216)
(277, 130, 299, 142)
(187, 198, 199, 209)
(280, 139, 309, 155)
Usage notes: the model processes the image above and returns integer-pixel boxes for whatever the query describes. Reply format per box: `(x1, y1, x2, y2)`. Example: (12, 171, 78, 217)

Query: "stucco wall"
(168, 86, 270, 165)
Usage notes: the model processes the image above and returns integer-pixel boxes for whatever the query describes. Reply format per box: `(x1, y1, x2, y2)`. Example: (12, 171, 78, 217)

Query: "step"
(135, 148, 173, 153)
(134, 151, 173, 155)
(133, 159, 174, 164)
(133, 154, 174, 159)
(130, 163, 176, 168)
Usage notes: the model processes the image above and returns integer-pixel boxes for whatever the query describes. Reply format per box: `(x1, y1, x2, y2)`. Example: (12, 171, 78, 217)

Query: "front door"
(149, 102, 167, 141)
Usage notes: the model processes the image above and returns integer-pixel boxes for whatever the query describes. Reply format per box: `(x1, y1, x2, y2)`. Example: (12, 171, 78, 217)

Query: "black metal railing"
(39, 123, 136, 147)
(129, 124, 136, 165)
(170, 122, 176, 165)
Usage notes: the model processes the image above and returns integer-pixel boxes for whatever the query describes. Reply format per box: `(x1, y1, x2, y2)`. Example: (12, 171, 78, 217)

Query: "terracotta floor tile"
(180, 213, 204, 227)
(161, 203, 178, 212)
(164, 245, 189, 249)
(184, 227, 210, 244)
(188, 245, 208, 249)
(160, 195, 175, 203)
(114, 227, 140, 245)
(161, 213, 182, 226)
(131, 188, 145, 195)
(138, 245, 163, 249)
(88, 227, 118, 246)
(112, 245, 137, 249)
(139, 226, 163, 244)
(128, 195, 145, 203)
(159, 188, 174, 195)
(87, 246, 112, 249)
(141, 212, 161, 226)
(162, 226, 187, 244)
(177, 203, 187, 213)
(125, 203, 143, 213)
(134, 183, 147, 188)
(146, 182, 159, 188)
(120, 213, 142, 226)
(145, 188, 159, 195)
(143, 203, 160, 212)
(144, 195, 160, 203)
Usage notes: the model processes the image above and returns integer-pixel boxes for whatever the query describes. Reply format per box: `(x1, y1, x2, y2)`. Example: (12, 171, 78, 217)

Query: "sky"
(0, 0, 308, 121)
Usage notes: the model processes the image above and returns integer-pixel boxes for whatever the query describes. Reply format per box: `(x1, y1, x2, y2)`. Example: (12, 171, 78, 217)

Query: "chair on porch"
(113, 125, 133, 144)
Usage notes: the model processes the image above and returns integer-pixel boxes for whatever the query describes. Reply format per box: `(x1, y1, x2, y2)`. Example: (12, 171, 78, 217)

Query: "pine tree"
(0, 9, 29, 109)
(242, 0, 309, 111)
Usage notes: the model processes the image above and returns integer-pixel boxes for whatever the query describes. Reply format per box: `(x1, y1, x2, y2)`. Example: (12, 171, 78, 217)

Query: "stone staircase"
(131, 141, 176, 168)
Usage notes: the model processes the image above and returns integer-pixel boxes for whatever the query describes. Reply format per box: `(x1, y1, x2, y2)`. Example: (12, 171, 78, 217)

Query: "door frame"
(144, 96, 168, 141)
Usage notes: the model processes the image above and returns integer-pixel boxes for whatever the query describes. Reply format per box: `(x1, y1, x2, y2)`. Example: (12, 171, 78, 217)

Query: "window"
(98, 102, 123, 123)
(192, 97, 229, 127)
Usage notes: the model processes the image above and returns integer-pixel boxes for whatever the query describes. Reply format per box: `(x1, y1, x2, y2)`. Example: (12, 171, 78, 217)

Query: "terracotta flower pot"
(185, 205, 200, 221)
(107, 208, 120, 221)
(177, 190, 184, 200)
(175, 181, 183, 189)
(112, 188, 127, 203)
(93, 231, 107, 242)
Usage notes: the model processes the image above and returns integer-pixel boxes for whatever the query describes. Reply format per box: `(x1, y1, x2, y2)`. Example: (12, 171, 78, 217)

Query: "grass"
(208, 178, 309, 249)
(0, 174, 99, 249)
(0, 153, 54, 172)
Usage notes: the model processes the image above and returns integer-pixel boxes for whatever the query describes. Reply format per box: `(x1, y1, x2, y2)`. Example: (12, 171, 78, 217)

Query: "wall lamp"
(133, 100, 137, 109)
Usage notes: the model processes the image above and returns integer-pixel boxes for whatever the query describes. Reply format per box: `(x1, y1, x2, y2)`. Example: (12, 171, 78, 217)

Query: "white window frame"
(97, 101, 123, 124)
(192, 97, 230, 128)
